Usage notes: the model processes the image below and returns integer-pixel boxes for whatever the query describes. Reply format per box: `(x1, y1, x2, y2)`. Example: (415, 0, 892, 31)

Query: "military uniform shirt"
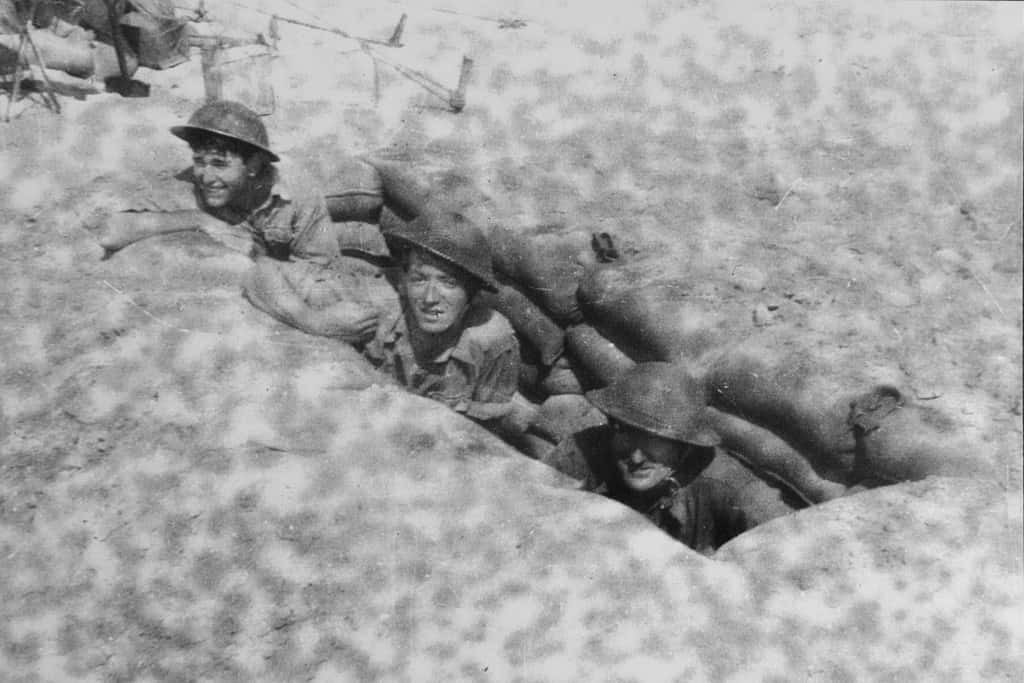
(181, 166, 338, 264)
(543, 425, 750, 553)
(364, 305, 520, 422)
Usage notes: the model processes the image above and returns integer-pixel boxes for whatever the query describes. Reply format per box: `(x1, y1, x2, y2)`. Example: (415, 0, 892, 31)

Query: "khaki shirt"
(364, 305, 520, 422)
(174, 166, 400, 313)
(180, 166, 339, 264)
(543, 426, 749, 552)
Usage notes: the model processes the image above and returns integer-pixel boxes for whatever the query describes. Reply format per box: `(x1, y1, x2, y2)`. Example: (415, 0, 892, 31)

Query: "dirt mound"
(718, 477, 1023, 680)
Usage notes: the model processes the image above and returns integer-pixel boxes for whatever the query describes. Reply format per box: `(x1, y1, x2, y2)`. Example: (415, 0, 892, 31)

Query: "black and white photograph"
(1, 0, 1021, 680)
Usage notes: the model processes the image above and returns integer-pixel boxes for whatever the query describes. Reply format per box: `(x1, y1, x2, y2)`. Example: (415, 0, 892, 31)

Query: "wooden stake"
(267, 15, 280, 52)
(387, 14, 407, 48)
(371, 53, 381, 106)
(449, 56, 473, 113)
(200, 45, 223, 101)
(4, 32, 27, 123)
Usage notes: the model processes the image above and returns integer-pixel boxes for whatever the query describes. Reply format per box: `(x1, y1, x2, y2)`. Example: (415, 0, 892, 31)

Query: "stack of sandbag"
(537, 256, 996, 502)
(575, 265, 726, 363)
(703, 340, 997, 497)
(319, 159, 1000, 504)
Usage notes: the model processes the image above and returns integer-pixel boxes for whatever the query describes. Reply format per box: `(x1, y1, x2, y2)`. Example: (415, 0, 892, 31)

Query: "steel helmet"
(586, 362, 721, 447)
(170, 99, 279, 162)
(385, 207, 498, 292)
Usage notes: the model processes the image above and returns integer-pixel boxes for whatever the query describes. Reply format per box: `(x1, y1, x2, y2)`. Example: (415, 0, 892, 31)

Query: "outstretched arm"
(85, 210, 207, 259)
(241, 258, 379, 344)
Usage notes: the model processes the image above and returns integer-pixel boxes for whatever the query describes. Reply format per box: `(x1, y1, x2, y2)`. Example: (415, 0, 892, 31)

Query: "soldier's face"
(403, 251, 472, 335)
(191, 148, 255, 209)
(611, 425, 688, 493)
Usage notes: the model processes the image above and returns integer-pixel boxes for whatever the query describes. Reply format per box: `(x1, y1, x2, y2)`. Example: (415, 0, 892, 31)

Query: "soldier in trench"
(542, 362, 753, 554)
(362, 206, 541, 444)
(84, 100, 996, 500)
(89, 98, 386, 345)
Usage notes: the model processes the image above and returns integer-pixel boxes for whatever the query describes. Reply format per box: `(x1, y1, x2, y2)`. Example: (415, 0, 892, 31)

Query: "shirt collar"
(384, 305, 484, 365)
(251, 166, 290, 210)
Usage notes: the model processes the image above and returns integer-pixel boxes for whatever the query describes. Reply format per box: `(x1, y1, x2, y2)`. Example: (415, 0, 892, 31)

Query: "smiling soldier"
(173, 100, 382, 343)
(364, 208, 536, 438)
(88, 99, 383, 344)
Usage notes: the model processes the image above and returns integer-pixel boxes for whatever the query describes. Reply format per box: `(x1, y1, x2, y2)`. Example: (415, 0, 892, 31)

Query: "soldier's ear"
(244, 153, 268, 178)
(464, 277, 481, 301)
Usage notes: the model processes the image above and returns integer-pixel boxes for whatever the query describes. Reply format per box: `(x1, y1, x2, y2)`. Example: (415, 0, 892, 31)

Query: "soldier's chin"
(621, 467, 672, 493)
(414, 312, 456, 335)
(201, 190, 229, 208)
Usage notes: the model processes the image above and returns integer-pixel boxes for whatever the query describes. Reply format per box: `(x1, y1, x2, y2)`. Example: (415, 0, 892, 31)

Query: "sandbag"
(364, 157, 430, 221)
(564, 324, 635, 388)
(705, 406, 849, 504)
(1, 28, 90, 75)
(699, 450, 802, 527)
(0, 27, 135, 79)
(703, 345, 859, 480)
(578, 265, 725, 364)
(368, 158, 495, 223)
(704, 347, 998, 487)
(324, 157, 385, 224)
(540, 354, 586, 396)
(848, 386, 997, 483)
(478, 282, 564, 367)
(489, 225, 583, 325)
(534, 394, 606, 443)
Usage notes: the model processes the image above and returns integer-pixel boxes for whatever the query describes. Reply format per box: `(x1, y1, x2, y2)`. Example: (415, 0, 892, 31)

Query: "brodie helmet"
(586, 362, 721, 447)
(170, 99, 279, 162)
(385, 207, 498, 292)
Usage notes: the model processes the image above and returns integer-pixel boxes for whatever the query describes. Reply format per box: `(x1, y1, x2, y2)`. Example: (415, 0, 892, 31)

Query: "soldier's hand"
(306, 302, 379, 343)
(504, 393, 541, 436)
(81, 210, 198, 260)
(79, 208, 122, 258)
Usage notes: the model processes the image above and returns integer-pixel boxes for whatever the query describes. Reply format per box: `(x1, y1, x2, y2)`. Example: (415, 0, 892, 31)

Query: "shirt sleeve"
(288, 193, 344, 265)
(461, 334, 520, 421)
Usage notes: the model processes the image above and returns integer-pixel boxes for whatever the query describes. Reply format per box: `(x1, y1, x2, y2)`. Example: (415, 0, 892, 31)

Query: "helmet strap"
(643, 476, 682, 515)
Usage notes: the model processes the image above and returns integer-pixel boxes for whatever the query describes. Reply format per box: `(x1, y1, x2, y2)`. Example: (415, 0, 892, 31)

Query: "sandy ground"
(1, 1, 1022, 680)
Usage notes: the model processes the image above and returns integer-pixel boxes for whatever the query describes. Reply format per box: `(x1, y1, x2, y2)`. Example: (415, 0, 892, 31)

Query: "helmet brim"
(587, 386, 722, 448)
(170, 124, 280, 162)
(386, 232, 498, 292)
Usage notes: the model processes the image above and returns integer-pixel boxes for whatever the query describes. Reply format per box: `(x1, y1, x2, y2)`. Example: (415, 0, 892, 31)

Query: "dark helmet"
(170, 99, 279, 162)
(586, 362, 721, 447)
(385, 207, 498, 292)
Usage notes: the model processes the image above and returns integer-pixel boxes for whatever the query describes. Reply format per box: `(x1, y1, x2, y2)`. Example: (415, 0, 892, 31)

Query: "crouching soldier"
(364, 207, 538, 442)
(543, 362, 751, 554)
(89, 99, 385, 344)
